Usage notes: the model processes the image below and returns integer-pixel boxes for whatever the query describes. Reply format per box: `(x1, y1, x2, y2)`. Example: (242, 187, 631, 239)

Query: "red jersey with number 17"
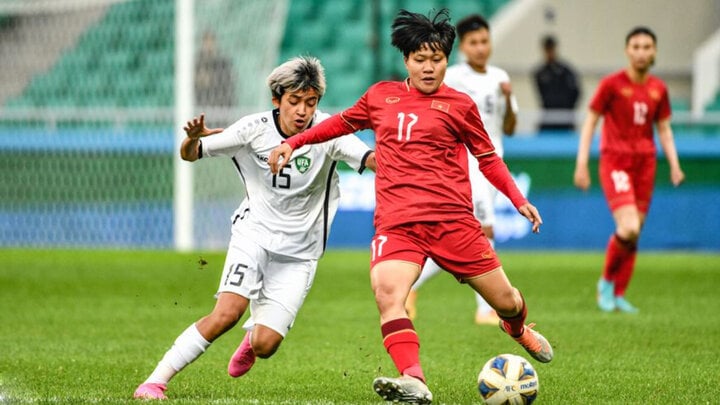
(590, 70, 671, 156)
(291, 80, 502, 231)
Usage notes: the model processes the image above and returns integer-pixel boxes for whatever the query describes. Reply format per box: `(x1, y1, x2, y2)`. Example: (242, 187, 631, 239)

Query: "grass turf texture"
(1, 249, 719, 404)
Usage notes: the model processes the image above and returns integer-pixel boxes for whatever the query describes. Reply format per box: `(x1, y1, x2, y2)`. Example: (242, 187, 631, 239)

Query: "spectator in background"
(533, 35, 580, 132)
(195, 30, 236, 107)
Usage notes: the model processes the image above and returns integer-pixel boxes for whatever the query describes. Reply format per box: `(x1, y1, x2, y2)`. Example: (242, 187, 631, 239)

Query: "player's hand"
(573, 165, 591, 191)
(500, 81, 512, 97)
(518, 203, 542, 233)
(670, 167, 685, 187)
(268, 143, 294, 174)
(183, 114, 223, 139)
(365, 152, 377, 172)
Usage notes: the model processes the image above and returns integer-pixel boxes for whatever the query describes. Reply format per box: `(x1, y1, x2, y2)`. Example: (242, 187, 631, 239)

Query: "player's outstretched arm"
(181, 114, 223, 162)
(573, 109, 600, 191)
(656, 118, 685, 187)
(477, 152, 541, 233)
(268, 143, 295, 174)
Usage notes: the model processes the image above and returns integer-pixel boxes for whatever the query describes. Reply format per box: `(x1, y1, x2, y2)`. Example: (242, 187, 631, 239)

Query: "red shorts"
(599, 152, 656, 213)
(369, 216, 501, 281)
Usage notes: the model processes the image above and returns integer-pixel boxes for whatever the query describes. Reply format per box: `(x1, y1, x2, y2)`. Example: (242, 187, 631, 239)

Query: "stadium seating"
(279, 0, 510, 109)
(4, 0, 510, 111)
(5, 0, 174, 109)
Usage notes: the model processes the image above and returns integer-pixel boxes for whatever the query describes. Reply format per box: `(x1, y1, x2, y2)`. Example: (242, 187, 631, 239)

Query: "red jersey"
(287, 80, 527, 231)
(590, 70, 671, 155)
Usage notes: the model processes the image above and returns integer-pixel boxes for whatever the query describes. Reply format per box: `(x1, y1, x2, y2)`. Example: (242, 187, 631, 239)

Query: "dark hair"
(456, 14, 489, 40)
(542, 35, 557, 50)
(625, 26, 656, 45)
(391, 8, 456, 58)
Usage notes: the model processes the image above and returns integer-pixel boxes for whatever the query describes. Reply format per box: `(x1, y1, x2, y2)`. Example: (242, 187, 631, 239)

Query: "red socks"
(499, 296, 527, 337)
(603, 234, 638, 296)
(381, 318, 425, 383)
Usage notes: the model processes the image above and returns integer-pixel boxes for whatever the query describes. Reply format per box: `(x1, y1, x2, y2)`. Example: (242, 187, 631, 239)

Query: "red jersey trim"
(339, 112, 360, 132)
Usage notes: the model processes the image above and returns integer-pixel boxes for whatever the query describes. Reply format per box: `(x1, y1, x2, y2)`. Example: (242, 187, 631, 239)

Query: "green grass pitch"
(1, 249, 719, 404)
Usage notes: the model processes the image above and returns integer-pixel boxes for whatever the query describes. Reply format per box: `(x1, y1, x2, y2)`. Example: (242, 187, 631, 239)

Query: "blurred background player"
(574, 27, 684, 313)
(533, 35, 581, 132)
(404, 13, 518, 326)
(133, 56, 375, 400)
(269, 9, 552, 404)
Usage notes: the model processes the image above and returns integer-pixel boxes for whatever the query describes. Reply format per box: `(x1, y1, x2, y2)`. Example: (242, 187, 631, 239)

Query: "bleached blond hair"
(267, 56, 326, 100)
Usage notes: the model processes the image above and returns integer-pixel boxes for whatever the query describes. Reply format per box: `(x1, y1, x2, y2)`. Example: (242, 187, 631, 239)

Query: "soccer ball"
(477, 354, 539, 405)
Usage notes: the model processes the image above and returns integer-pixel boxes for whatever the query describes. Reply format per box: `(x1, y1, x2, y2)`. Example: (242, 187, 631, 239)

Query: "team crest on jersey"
(649, 89, 661, 100)
(294, 156, 311, 173)
(431, 100, 450, 113)
(386, 97, 400, 104)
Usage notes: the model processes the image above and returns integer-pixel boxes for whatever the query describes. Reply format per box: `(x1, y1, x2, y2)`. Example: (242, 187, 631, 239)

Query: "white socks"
(145, 323, 211, 385)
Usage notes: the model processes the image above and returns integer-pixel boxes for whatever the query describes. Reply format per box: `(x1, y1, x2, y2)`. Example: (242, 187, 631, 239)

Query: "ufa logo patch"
(294, 156, 311, 173)
(386, 97, 400, 104)
(621, 87, 633, 98)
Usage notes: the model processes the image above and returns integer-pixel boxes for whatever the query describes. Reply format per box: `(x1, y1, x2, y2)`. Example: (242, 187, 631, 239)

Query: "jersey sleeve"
(200, 118, 249, 158)
(589, 77, 611, 114)
(655, 84, 672, 122)
(458, 102, 495, 157)
(477, 153, 528, 209)
(339, 90, 372, 131)
(285, 91, 372, 150)
(326, 134, 373, 174)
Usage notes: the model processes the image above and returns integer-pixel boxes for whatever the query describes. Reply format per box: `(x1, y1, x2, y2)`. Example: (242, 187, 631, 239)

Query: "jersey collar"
(404, 78, 447, 96)
(272, 109, 316, 139)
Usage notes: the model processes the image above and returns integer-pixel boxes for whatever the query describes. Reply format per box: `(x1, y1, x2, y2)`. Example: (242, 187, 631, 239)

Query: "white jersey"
(445, 62, 519, 223)
(444, 62, 518, 157)
(201, 109, 371, 260)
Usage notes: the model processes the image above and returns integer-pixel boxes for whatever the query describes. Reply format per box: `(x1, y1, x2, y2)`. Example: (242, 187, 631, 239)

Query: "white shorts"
(470, 168, 497, 227)
(216, 238, 317, 338)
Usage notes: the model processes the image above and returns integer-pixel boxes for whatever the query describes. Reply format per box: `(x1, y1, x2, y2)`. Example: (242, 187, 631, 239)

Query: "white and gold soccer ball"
(477, 354, 539, 405)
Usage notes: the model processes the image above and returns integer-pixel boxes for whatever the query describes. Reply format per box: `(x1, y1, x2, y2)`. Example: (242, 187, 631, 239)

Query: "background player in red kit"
(270, 9, 552, 404)
(574, 26, 684, 313)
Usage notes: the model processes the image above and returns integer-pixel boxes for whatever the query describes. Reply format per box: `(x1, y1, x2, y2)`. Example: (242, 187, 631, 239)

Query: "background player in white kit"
(405, 14, 518, 325)
(133, 56, 375, 400)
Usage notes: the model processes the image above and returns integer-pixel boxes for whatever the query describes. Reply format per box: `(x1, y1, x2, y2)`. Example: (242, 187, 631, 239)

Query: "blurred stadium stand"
(4, 1, 174, 109)
(280, 0, 511, 107)
(0, 0, 719, 251)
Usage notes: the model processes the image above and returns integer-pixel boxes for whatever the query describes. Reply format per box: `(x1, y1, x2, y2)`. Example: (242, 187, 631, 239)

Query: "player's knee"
(494, 288, 522, 316)
(252, 338, 280, 358)
(373, 281, 398, 302)
(209, 308, 242, 330)
(617, 223, 641, 242)
(616, 213, 642, 242)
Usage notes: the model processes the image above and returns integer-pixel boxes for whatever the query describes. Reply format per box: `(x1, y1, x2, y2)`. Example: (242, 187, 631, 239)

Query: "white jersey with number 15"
(201, 109, 371, 260)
